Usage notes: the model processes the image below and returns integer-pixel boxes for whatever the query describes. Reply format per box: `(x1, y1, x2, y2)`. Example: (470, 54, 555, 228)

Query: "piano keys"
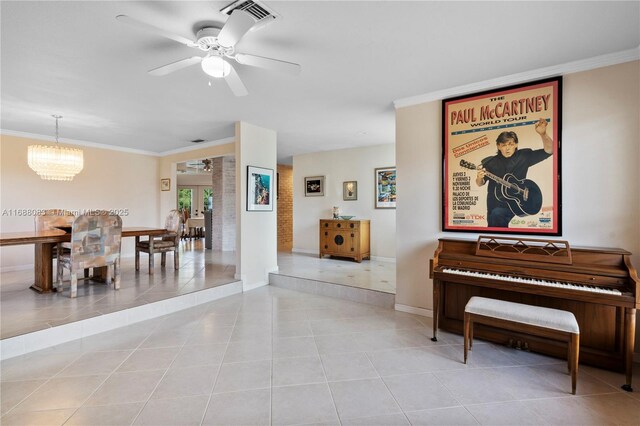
(429, 236, 639, 391)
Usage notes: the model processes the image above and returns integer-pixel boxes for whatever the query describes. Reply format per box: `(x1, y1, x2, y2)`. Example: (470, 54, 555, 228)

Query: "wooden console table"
(319, 219, 370, 262)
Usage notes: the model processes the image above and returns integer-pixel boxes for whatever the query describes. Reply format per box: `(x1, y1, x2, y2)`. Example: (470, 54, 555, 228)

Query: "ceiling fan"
(116, 10, 301, 96)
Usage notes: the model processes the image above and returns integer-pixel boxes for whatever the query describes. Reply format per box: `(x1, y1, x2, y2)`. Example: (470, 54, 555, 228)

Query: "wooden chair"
(56, 212, 122, 298)
(135, 210, 180, 274)
(35, 209, 74, 255)
(180, 208, 192, 240)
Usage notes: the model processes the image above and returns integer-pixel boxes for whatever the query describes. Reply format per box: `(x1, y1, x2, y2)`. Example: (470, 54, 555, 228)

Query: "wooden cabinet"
(319, 219, 370, 262)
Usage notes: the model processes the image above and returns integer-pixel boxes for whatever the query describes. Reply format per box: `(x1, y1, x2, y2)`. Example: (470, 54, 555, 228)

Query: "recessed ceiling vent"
(220, 0, 280, 31)
(190, 138, 205, 143)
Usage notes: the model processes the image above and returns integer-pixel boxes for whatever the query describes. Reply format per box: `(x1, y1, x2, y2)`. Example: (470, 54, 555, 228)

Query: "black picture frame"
(442, 76, 562, 235)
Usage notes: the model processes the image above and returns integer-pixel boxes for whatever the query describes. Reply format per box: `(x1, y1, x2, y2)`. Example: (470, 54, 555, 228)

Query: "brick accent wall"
(211, 156, 236, 251)
(277, 164, 293, 252)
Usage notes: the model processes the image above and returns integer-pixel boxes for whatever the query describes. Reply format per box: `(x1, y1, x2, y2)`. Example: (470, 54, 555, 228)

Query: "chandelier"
(28, 115, 84, 181)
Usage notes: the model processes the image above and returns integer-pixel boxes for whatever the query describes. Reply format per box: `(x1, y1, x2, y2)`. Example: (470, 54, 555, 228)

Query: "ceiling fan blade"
(148, 56, 203, 76)
(234, 53, 301, 76)
(116, 15, 197, 47)
(217, 10, 256, 48)
(225, 62, 248, 97)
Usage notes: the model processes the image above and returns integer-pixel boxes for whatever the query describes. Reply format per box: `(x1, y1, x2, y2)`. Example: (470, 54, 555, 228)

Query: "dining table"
(0, 227, 169, 293)
(186, 216, 205, 229)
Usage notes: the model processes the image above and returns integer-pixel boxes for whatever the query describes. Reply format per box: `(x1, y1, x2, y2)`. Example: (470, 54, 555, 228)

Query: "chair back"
(163, 210, 181, 243)
(165, 210, 180, 233)
(35, 209, 75, 231)
(70, 212, 122, 269)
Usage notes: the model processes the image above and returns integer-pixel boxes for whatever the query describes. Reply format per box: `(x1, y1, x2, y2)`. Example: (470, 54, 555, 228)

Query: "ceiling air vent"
(190, 138, 205, 143)
(220, 0, 280, 31)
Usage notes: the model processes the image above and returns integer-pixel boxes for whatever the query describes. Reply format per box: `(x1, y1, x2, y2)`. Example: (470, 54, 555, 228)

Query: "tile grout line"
(270, 290, 274, 426)
(2, 317, 164, 419)
(57, 314, 168, 425)
(362, 350, 411, 425)
(198, 293, 242, 426)
(312, 310, 343, 426)
(125, 306, 210, 425)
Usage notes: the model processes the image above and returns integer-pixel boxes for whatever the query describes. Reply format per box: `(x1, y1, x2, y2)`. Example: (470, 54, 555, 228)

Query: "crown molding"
(0, 129, 160, 156)
(0, 130, 236, 158)
(158, 136, 236, 156)
(393, 46, 640, 109)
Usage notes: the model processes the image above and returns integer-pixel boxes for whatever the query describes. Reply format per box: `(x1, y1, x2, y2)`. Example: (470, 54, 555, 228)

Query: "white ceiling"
(2, 1, 639, 163)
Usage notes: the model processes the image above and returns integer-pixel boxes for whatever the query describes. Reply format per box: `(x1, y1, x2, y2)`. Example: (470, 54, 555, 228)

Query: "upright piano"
(429, 236, 639, 391)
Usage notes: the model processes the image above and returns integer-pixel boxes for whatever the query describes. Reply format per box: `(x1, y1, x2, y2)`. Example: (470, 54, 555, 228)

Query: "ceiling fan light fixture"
(201, 55, 230, 78)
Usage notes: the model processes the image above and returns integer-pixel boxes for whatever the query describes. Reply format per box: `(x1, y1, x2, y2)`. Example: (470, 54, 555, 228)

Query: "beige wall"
(0, 134, 160, 268)
(396, 61, 640, 347)
(293, 144, 396, 259)
(159, 143, 235, 216)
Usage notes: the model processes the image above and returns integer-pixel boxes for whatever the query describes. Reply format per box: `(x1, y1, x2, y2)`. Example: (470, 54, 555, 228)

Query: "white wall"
(396, 61, 640, 347)
(0, 134, 160, 269)
(293, 144, 396, 259)
(235, 122, 278, 290)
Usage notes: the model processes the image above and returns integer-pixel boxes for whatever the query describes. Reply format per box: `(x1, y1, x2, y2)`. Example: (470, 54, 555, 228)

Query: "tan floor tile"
(133, 395, 209, 425)
(11, 374, 106, 413)
(272, 383, 339, 425)
(65, 402, 143, 426)
(0, 408, 75, 426)
(203, 388, 270, 425)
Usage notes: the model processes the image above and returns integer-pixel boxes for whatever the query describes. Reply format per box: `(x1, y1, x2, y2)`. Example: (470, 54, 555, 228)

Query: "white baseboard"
(243, 280, 267, 292)
(395, 303, 433, 318)
(0, 253, 139, 273)
(371, 256, 396, 263)
(292, 248, 396, 263)
(0, 281, 243, 361)
(292, 248, 318, 255)
(0, 264, 33, 273)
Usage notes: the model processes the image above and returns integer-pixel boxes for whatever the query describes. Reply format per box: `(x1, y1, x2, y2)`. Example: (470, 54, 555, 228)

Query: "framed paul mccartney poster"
(442, 77, 562, 235)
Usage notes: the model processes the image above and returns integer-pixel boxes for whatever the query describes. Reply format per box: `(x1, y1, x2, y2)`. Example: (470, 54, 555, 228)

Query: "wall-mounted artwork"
(442, 76, 562, 235)
(343, 181, 357, 201)
(247, 166, 274, 211)
(375, 167, 396, 209)
(160, 178, 170, 191)
(305, 176, 324, 197)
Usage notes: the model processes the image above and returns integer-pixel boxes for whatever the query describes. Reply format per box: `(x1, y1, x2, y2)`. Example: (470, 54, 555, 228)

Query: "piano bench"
(463, 296, 580, 394)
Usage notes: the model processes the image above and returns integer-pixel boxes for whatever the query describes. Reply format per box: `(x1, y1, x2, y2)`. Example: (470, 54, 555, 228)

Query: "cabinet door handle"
(350, 223, 354, 228)
(324, 223, 328, 227)
(324, 245, 328, 249)
(337, 224, 341, 228)
(351, 248, 354, 251)
(351, 233, 354, 237)
(325, 232, 328, 236)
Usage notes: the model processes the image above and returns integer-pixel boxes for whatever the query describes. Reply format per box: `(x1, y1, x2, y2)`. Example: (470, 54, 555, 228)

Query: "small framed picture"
(160, 178, 170, 191)
(343, 181, 357, 201)
(305, 176, 325, 197)
(247, 166, 274, 211)
(375, 167, 396, 209)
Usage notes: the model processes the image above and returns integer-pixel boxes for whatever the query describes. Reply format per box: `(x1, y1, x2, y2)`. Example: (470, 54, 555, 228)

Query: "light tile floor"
(276, 252, 396, 294)
(0, 241, 236, 339)
(1, 285, 638, 425)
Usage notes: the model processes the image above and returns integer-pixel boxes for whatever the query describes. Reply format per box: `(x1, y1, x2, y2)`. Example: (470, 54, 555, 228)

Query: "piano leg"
(622, 307, 636, 392)
(432, 280, 440, 342)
